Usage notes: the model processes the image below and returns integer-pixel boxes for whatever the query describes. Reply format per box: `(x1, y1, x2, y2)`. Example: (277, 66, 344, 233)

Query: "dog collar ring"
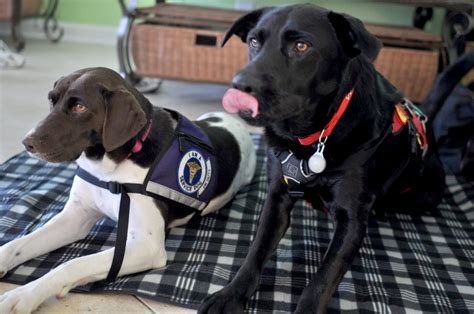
(318, 129, 328, 144)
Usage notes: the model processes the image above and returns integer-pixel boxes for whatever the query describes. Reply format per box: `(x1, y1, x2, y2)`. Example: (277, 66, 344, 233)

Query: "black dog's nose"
(232, 71, 260, 94)
(22, 137, 37, 153)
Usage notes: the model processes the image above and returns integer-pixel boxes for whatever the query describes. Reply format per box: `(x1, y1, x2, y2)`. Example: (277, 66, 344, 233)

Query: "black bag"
(432, 84, 474, 179)
(424, 51, 474, 180)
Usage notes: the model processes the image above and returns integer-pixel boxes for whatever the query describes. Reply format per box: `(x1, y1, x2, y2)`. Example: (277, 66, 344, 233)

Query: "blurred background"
(1, 0, 472, 163)
(0, 1, 473, 311)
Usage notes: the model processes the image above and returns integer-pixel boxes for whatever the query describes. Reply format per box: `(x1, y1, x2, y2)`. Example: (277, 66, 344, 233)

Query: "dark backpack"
(423, 51, 474, 181)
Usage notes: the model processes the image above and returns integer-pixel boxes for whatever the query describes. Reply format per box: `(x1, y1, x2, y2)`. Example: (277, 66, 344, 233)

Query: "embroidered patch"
(178, 150, 212, 196)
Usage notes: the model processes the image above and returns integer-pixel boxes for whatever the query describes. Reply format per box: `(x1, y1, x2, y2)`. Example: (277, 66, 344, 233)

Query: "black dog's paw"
(198, 287, 246, 314)
(294, 297, 327, 314)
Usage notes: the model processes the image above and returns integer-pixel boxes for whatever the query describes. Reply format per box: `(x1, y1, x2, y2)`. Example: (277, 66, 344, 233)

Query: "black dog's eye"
(71, 102, 88, 113)
(294, 41, 310, 53)
(249, 37, 259, 49)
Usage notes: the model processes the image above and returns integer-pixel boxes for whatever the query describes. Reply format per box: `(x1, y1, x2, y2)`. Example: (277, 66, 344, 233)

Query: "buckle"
(288, 190, 305, 198)
(107, 181, 122, 194)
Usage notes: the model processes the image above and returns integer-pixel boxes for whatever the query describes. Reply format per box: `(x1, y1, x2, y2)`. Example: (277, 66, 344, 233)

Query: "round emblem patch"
(178, 150, 211, 196)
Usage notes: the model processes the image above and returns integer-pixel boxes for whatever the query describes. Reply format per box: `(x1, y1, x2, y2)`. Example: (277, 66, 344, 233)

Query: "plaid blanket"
(0, 135, 473, 313)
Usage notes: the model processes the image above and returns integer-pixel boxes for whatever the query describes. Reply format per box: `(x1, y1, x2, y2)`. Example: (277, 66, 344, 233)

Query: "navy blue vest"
(76, 110, 217, 282)
(144, 110, 217, 210)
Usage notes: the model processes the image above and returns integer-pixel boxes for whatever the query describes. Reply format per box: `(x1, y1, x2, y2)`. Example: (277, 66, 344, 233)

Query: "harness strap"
(277, 125, 392, 201)
(107, 190, 130, 282)
(76, 167, 145, 282)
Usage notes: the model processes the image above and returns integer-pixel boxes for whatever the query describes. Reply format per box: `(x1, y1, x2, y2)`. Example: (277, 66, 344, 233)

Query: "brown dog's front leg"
(295, 182, 374, 314)
(199, 148, 296, 314)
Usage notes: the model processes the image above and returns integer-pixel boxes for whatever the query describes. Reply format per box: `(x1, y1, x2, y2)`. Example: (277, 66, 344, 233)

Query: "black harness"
(76, 168, 143, 281)
(276, 99, 429, 205)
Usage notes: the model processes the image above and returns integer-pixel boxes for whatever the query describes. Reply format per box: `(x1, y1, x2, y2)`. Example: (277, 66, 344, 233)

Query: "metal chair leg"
(11, 0, 25, 51)
(43, 0, 64, 43)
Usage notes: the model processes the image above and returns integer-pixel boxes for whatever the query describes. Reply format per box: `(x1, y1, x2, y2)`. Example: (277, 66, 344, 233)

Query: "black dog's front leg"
(199, 148, 296, 314)
(295, 175, 374, 314)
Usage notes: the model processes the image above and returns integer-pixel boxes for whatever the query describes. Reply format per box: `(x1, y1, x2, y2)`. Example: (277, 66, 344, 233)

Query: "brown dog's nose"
(22, 136, 37, 153)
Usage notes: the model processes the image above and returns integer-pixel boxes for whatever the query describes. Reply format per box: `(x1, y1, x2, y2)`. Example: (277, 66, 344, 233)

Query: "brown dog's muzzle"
(22, 111, 98, 162)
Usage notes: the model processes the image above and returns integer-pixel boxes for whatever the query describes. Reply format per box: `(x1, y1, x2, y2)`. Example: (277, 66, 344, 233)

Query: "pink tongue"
(222, 88, 259, 118)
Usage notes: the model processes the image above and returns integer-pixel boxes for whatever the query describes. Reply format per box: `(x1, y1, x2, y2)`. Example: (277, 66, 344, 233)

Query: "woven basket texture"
(375, 47, 440, 102)
(130, 5, 444, 102)
(132, 24, 248, 84)
(0, 0, 42, 20)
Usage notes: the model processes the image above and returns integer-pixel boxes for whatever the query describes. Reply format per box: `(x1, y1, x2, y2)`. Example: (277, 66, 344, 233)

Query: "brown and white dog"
(0, 67, 256, 313)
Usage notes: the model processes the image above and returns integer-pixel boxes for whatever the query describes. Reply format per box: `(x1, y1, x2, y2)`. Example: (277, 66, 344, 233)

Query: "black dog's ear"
(222, 7, 272, 47)
(100, 85, 147, 152)
(328, 11, 382, 62)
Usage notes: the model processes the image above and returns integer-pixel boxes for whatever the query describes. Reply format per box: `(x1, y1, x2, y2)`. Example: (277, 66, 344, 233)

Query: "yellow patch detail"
(395, 105, 408, 124)
(187, 161, 201, 182)
(416, 133, 423, 146)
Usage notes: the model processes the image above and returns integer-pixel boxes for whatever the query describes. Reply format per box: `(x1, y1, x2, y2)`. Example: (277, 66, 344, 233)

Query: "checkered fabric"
(0, 135, 473, 313)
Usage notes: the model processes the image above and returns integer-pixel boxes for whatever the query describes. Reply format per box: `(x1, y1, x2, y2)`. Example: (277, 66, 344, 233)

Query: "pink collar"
(128, 120, 152, 157)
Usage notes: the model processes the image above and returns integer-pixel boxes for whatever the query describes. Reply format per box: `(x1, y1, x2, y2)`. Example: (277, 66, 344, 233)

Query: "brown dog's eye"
(294, 41, 310, 53)
(71, 103, 87, 113)
(249, 38, 259, 49)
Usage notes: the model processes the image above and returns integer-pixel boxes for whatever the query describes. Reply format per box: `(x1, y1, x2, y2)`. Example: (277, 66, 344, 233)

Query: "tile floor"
(0, 39, 258, 313)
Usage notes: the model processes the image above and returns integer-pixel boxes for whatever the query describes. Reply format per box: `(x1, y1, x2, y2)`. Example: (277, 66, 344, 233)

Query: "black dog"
(199, 4, 445, 313)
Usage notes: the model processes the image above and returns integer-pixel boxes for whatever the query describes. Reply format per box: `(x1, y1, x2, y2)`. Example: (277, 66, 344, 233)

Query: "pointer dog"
(199, 4, 445, 313)
(0, 67, 256, 313)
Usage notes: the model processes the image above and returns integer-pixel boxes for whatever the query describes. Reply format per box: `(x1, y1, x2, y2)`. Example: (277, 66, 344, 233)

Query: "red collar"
(128, 120, 152, 157)
(298, 89, 355, 146)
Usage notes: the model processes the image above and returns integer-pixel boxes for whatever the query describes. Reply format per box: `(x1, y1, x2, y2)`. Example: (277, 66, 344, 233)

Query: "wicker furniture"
(118, 2, 450, 102)
(129, 6, 246, 85)
(0, 0, 63, 51)
(117, 2, 247, 92)
(368, 24, 448, 102)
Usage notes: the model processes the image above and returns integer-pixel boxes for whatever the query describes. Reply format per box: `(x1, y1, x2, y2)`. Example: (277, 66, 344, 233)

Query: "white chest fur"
(74, 154, 150, 221)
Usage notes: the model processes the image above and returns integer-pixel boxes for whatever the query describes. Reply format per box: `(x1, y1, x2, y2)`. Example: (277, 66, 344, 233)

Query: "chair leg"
(42, 0, 64, 43)
(11, 0, 25, 51)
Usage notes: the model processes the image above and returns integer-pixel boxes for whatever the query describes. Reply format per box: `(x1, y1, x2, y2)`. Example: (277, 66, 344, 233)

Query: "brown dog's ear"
(53, 76, 64, 88)
(328, 11, 382, 62)
(101, 86, 147, 152)
(222, 7, 273, 47)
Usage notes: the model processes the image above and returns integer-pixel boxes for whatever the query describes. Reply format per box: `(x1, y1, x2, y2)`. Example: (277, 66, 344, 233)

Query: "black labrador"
(199, 4, 445, 313)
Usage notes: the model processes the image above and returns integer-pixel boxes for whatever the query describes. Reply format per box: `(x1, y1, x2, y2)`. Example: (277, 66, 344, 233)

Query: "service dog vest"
(144, 111, 217, 210)
(76, 110, 217, 282)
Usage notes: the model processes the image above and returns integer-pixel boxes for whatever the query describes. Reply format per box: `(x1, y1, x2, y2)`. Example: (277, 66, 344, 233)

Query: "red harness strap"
(392, 102, 428, 151)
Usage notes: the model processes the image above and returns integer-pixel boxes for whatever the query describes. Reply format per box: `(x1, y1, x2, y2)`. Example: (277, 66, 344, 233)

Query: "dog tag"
(308, 142, 326, 173)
